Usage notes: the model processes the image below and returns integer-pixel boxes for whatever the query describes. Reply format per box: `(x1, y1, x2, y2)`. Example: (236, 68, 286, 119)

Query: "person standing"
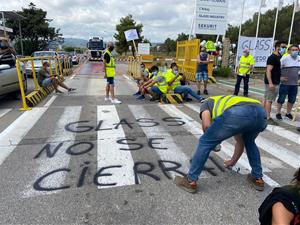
(233, 48, 255, 97)
(174, 95, 267, 193)
(263, 41, 287, 125)
(103, 42, 121, 104)
(276, 45, 300, 121)
(196, 47, 210, 95)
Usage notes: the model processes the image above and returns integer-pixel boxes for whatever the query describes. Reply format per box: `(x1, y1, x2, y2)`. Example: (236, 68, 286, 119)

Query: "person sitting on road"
(38, 62, 75, 93)
(137, 65, 161, 101)
(133, 63, 151, 97)
(141, 66, 168, 101)
(259, 167, 300, 225)
(165, 63, 204, 102)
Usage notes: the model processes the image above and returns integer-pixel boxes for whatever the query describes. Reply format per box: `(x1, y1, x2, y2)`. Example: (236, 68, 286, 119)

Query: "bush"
(213, 67, 233, 78)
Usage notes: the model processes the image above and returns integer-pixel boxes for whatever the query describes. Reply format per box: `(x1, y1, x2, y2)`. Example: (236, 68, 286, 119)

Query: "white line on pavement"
(186, 103, 300, 169)
(270, 112, 300, 128)
(23, 106, 82, 197)
(128, 105, 210, 179)
(97, 105, 136, 188)
(0, 108, 12, 119)
(266, 125, 300, 145)
(0, 96, 57, 166)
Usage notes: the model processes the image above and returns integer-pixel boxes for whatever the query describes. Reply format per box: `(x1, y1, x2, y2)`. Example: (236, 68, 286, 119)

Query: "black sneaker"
(197, 90, 201, 95)
(276, 113, 283, 120)
(203, 89, 208, 95)
(285, 113, 293, 120)
(297, 127, 300, 133)
(186, 97, 193, 102)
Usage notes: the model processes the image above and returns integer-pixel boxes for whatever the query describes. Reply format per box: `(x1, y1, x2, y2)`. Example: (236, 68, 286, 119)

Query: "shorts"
(41, 78, 52, 87)
(264, 84, 279, 102)
(107, 77, 114, 85)
(151, 86, 163, 95)
(196, 71, 208, 81)
(277, 84, 298, 104)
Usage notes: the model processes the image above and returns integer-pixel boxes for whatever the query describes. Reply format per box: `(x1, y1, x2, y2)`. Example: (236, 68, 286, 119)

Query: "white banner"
(237, 36, 273, 67)
(138, 43, 150, 55)
(195, 0, 229, 35)
(124, 29, 139, 42)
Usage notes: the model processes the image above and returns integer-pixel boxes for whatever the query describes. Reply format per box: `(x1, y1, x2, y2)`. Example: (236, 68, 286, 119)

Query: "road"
(0, 61, 299, 225)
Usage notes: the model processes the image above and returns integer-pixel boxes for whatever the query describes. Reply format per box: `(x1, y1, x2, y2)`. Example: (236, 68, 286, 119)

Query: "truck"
(87, 37, 105, 61)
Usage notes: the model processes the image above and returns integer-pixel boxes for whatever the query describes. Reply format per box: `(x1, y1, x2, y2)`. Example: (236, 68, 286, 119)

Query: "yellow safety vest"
(104, 50, 115, 77)
(205, 40, 216, 52)
(209, 95, 261, 120)
(165, 69, 182, 90)
(238, 55, 255, 75)
(154, 73, 168, 94)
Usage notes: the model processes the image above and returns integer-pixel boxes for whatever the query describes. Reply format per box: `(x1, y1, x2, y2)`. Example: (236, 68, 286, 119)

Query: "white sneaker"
(111, 98, 122, 104)
(104, 97, 111, 101)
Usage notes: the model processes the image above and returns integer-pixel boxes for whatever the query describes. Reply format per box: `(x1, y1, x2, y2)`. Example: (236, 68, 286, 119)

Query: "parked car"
(57, 51, 73, 68)
(0, 62, 27, 97)
(71, 54, 79, 65)
(26, 51, 58, 77)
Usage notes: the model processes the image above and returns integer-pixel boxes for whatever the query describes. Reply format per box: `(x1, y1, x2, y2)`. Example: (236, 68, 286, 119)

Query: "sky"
(0, 0, 296, 42)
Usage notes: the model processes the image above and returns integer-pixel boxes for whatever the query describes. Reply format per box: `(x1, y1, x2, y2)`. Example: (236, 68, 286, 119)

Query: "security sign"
(195, 0, 229, 35)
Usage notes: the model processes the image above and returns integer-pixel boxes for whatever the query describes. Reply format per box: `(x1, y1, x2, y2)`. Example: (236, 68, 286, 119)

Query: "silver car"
(0, 63, 27, 97)
(26, 51, 58, 77)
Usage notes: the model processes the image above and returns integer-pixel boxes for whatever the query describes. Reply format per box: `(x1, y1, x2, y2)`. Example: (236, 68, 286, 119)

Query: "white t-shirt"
(280, 55, 300, 85)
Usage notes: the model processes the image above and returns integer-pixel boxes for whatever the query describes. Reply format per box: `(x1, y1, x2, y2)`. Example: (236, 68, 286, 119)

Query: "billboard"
(237, 36, 273, 67)
(195, 0, 229, 35)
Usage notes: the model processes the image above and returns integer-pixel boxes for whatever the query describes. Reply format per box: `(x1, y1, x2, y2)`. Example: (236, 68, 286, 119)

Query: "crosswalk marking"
(187, 103, 300, 169)
(128, 105, 197, 179)
(0, 108, 12, 119)
(170, 104, 280, 187)
(0, 96, 57, 166)
(23, 106, 82, 197)
(271, 112, 300, 128)
(97, 105, 136, 188)
(266, 125, 300, 145)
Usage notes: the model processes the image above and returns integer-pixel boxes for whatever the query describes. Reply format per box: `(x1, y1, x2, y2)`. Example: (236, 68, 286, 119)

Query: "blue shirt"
(196, 52, 209, 72)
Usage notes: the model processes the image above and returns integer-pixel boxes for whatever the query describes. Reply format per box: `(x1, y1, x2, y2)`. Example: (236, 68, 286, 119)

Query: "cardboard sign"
(124, 29, 139, 42)
(138, 43, 150, 55)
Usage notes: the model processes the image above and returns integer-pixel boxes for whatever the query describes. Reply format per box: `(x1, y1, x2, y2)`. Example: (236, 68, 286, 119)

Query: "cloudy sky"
(1, 0, 296, 42)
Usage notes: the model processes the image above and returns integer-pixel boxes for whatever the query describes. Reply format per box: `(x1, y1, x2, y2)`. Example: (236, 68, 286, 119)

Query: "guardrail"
(16, 56, 72, 110)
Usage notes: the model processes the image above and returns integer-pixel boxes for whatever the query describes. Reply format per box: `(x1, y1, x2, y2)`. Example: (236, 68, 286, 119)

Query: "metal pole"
(18, 20, 24, 56)
(189, 0, 197, 40)
(253, 0, 263, 60)
(288, 1, 296, 45)
(235, 0, 246, 70)
(1, 12, 7, 37)
(272, 1, 280, 44)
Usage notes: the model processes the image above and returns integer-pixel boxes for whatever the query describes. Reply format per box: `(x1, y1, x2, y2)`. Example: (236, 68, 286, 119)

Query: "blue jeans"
(174, 86, 202, 101)
(188, 104, 267, 181)
(151, 86, 163, 95)
(234, 75, 250, 96)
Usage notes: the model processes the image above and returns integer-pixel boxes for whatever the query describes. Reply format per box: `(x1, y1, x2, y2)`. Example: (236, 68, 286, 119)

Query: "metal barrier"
(16, 56, 67, 110)
(176, 39, 215, 83)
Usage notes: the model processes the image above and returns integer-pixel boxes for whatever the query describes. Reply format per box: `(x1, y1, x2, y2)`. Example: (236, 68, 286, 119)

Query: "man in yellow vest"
(174, 95, 267, 193)
(103, 42, 121, 104)
(234, 48, 255, 97)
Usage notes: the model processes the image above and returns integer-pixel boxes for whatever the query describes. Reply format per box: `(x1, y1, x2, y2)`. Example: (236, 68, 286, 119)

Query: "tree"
(63, 46, 75, 52)
(7, 2, 61, 55)
(225, 4, 300, 44)
(162, 38, 176, 55)
(176, 33, 189, 41)
(114, 14, 144, 56)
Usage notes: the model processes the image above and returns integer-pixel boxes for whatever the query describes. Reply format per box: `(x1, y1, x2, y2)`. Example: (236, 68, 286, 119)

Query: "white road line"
(271, 112, 300, 128)
(23, 106, 82, 197)
(0, 108, 12, 119)
(173, 104, 280, 187)
(266, 125, 300, 145)
(97, 105, 136, 188)
(186, 103, 300, 169)
(128, 105, 210, 179)
(44, 95, 57, 107)
(0, 96, 57, 166)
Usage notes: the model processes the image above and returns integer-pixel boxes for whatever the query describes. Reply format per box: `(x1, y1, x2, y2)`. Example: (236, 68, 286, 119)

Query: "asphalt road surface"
(0, 61, 299, 225)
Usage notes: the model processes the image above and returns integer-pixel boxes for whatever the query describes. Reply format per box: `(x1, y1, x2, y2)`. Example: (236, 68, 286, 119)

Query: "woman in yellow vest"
(174, 95, 267, 193)
(166, 63, 204, 102)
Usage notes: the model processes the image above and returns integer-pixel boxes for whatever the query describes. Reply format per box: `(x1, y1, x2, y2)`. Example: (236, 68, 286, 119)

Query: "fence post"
(16, 58, 31, 111)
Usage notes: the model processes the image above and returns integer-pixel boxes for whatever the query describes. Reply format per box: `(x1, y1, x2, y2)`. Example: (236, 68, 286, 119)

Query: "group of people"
(132, 62, 206, 102)
(234, 41, 300, 126)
